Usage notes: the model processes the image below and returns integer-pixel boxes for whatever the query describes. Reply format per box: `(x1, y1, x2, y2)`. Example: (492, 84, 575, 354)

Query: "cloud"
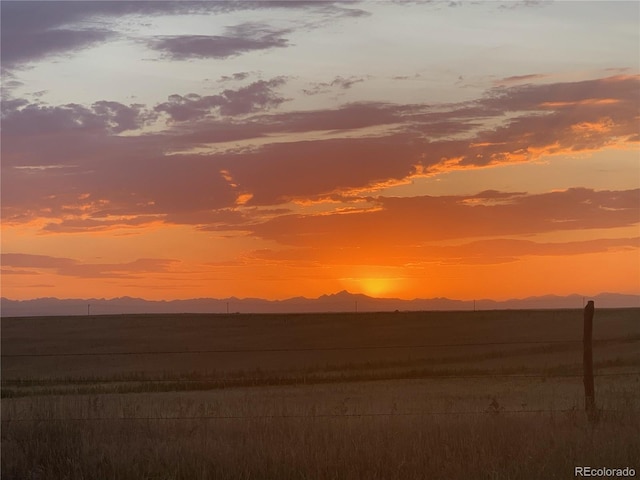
(2, 75, 638, 233)
(0, 1, 366, 68)
(331, 76, 366, 89)
(303, 76, 366, 95)
(496, 73, 547, 85)
(0, 1, 210, 67)
(40, 216, 164, 234)
(222, 132, 422, 206)
(91, 101, 151, 133)
(1, 268, 41, 276)
(212, 76, 637, 206)
(227, 101, 406, 135)
(219, 72, 251, 82)
(417, 75, 640, 170)
(498, 0, 545, 10)
(440, 237, 640, 263)
(155, 77, 287, 121)
(3, 1, 352, 67)
(246, 236, 640, 267)
(0, 253, 177, 279)
(250, 188, 640, 247)
(1, 100, 149, 135)
(149, 23, 290, 60)
(485, 75, 639, 111)
(217, 78, 289, 116)
(1, 29, 112, 67)
(1, 143, 247, 233)
(2, 253, 74, 269)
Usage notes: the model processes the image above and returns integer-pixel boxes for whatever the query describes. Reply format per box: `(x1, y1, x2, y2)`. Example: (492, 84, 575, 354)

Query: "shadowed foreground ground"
(2, 310, 639, 479)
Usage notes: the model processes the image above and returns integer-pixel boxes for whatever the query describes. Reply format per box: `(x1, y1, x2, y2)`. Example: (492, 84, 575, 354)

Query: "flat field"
(2, 309, 639, 479)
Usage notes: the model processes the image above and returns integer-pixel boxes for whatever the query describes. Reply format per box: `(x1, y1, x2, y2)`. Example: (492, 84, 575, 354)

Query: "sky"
(1, 0, 639, 302)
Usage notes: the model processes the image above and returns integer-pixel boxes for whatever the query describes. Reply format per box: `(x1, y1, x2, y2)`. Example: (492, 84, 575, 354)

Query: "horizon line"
(3, 290, 639, 304)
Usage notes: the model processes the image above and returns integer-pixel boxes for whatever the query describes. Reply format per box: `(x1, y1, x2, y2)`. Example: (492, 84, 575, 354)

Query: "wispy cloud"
(1, 253, 177, 279)
(303, 76, 366, 95)
(249, 188, 640, 247)
(218, 72, 251, 82)
(247, 236, 640, 267)
(496, 73, 547, 85)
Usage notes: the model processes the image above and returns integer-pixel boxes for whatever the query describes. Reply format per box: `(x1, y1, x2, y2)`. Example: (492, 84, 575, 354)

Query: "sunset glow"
(1, 1, 639, 302)
(341, 274, 407, 298)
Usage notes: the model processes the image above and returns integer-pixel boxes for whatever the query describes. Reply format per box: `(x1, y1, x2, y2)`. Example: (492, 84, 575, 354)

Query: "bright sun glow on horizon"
(340, 277, 408, 298)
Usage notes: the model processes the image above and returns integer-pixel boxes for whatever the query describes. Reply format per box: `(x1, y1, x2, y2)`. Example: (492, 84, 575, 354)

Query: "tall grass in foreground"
(3, 409, 639, 480)
(3, 309, 638, 479)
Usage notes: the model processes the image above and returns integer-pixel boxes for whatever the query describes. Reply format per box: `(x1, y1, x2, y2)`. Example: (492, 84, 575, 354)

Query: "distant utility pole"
(87, 304, 91, 316)
(226, 302, 229, 314)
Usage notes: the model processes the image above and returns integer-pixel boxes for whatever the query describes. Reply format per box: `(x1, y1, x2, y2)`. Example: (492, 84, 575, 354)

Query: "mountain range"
(1, 291, 638, 317)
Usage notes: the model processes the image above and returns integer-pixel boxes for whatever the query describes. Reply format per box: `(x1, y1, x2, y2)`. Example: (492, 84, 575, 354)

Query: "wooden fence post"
(583, 300, 596, 422)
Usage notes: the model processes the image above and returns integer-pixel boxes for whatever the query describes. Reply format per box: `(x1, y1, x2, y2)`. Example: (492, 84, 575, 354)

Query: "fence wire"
(0, 338, 605, 358)
(4, 370, 638, 388)
(2, 408, 631, 423)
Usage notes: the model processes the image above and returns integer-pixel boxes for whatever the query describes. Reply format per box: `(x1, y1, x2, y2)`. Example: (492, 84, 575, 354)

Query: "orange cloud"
(250, 188, 639, 248)
(1, 253, 178, 279)
(540, 98, 621, 108)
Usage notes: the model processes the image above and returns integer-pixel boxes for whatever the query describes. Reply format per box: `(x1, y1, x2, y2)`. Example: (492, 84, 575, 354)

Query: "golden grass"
(2, 309, 639, 478)
(2, 380, 639, 480)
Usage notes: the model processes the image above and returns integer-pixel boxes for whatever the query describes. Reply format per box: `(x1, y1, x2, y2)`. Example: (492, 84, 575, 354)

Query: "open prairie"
(2, 309, 639, 479)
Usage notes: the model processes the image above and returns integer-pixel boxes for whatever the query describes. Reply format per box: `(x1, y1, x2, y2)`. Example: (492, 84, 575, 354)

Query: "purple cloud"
(1, 1, 368, 67)
(2, 75, 638, 235)
(219, 72, 251, 82)
(0, 1, 209, 67)
(497, 73, 547, 85)
(155, 78, 287, 121)
(1, 29, 113, 67)
(1, 100, 149, 135)
(149, 23, 290, 60)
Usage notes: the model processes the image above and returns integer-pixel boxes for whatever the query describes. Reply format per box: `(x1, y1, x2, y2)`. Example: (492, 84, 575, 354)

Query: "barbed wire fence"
(2, 329, 639, 422)
(4, 408, 636, 423)
(1, 301, 640, 424)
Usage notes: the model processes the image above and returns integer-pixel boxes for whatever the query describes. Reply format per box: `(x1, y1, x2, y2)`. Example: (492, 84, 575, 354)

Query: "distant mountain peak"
(321, 290, 373, 300)
(1, 292, 638, 317)
(333, 289, 354, 297)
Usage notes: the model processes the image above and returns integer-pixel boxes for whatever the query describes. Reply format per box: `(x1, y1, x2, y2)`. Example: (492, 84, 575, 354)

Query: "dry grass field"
(2, 309, 639, 479)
